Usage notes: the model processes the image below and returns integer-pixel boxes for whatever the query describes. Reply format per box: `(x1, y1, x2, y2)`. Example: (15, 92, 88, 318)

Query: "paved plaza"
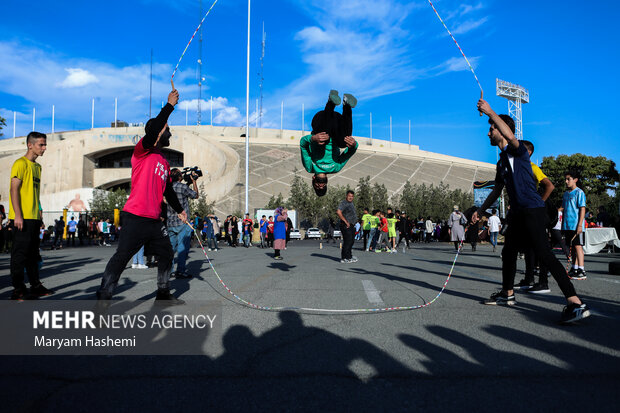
(1, 239, 619, 412)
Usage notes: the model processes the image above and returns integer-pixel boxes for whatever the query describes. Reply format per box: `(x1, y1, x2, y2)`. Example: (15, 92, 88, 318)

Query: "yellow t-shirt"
(361, 213, 373, 230)
(9, 157, 42, 220)
(369, 216, 380, 229)
(530, 162, 547, 189)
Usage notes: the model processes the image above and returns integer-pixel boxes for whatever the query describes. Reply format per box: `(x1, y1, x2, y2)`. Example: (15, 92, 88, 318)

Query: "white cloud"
(435, 56, 481, 74)
(452, 17, 489, 35)
(178, 97, 245, 125)
(0, 40, 243, 133)
(57, 68, 99, 88)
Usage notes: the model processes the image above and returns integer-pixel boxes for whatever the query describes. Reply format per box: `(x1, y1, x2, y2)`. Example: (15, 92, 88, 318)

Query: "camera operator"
(167, 167, 199, 279)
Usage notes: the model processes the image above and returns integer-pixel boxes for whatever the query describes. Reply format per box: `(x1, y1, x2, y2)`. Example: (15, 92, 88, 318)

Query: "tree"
(540, 154, 619, 211)
(396, 182, 474, 221)
(265, 193, 286, 209)
(189, 183, 215, 218)
(371, 182, 388, 212)
(355, 176, 372, 218)
(0, 115, 6, 137)
(89, 189, 129, 220)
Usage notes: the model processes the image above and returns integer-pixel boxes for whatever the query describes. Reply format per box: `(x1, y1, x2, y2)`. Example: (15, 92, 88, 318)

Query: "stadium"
(0, 125, 496, 217)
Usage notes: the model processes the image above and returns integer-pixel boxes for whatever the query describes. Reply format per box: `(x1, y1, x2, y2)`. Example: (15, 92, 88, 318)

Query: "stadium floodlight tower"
(496, 78, 529, 139)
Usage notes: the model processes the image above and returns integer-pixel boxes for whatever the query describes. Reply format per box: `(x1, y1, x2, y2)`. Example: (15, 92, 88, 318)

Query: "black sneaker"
(30, 284, 55, 297)
(567, 268, 577, 277)
(483, 290, 516, 306)
(571, 268, 587, 280)
(155, 290, 185, 305)
(174, 272, 192, 279)
(560, 303, 591, 324)
(528, 283, 551, 294)
(10, 289, 28, 301)
(514, 279, 534, 290)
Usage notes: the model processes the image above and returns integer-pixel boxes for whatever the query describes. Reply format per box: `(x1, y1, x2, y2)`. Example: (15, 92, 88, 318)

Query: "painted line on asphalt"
(362, 280, 384, 305)
(595, 277, 620, 285)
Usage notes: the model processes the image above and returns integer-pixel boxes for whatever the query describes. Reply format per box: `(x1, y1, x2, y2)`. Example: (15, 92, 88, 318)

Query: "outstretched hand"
(344, 136, 356, 149)
(168, 89, 179, 107)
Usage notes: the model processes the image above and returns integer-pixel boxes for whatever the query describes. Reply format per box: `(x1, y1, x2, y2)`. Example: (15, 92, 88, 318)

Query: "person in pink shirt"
(97, 88, 187, 304)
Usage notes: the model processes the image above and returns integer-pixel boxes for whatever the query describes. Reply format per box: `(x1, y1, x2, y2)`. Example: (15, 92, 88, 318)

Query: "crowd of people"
(5, 88, 608, 325)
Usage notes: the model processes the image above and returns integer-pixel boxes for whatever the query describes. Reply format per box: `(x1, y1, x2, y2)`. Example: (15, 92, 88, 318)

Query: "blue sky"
(1, 0, 619, 167)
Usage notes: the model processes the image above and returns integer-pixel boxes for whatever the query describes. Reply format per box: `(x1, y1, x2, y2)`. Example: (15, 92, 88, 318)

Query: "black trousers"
(502, 208, 576, 298)
(98, 212, 174, 299)
(396, 229, 410, 247)
(312, 100, 352, 148)
(11, 219, 42, 290)
(340, 223, 355, 260)
(362, 229, 370, 249)
(67, 231, 76, 246)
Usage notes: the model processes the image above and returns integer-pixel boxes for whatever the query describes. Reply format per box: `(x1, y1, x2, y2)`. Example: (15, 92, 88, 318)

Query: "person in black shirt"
(473, 98, 590, 324)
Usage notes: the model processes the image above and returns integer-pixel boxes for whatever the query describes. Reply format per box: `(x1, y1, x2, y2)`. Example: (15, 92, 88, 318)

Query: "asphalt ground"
(1, 238, 619, 412)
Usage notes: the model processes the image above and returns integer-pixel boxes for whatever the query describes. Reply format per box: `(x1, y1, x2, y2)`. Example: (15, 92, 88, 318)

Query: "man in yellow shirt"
(9, 131, 53, 300)
(361, 208, 373, 251)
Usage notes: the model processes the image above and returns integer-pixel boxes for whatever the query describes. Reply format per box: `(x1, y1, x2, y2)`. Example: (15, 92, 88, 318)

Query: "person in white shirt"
(487, 208, 501, 252)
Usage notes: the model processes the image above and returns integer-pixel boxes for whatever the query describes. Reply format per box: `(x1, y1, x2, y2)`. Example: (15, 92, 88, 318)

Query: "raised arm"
(477, 99, 519, 149)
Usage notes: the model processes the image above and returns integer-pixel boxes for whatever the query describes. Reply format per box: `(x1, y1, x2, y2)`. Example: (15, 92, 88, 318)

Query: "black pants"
(67, 231, 76, 246)
(502, 208, 576, 298)
(11, 219, 42, 291)
(340, 223, 355, 260)
(550, 229, 570, 258)
(98, 212, 174, 299)
(312, 100, 352, 148)
(397, 232, 410, 247)
(362, 229, 370, 249)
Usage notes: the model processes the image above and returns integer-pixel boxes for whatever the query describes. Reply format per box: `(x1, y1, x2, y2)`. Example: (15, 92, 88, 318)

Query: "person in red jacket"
(97, 88, 187, 304)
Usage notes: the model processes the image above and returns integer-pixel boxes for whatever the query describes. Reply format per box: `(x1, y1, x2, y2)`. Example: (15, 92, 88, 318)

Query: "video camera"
(181, 166, 204, 184)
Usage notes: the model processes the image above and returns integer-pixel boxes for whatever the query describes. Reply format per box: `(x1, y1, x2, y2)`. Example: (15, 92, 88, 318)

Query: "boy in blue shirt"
(562, 170, 587, 279)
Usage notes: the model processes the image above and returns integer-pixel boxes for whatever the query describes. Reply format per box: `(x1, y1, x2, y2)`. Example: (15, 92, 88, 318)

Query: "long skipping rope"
(186, 222, 465, 314)
(427, 0, 484, 114)
(170, 0, 220, 90)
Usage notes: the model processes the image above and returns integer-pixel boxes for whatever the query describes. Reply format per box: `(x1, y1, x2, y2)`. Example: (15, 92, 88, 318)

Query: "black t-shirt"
(495, 143, 545, 211)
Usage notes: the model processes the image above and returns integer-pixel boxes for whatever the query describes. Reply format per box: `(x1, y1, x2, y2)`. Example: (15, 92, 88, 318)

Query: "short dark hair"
(491, 208, 497, 214)
(27, 131, 46, 144)
(490, 115, 516, 134)
(522, 140, 534, 154)
(346, 190, 355, 196)
(565, 169, 581, 180)
(262, 215, 266, 218)
(170, 168, 182, 181)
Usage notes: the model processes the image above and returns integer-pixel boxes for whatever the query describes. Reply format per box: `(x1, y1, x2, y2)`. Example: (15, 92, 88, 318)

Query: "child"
(300, 90, 358, 196)
(562, 170, 587, 280)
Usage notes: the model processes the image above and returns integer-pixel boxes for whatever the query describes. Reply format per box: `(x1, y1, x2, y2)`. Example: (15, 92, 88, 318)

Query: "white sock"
(573, 265, 579, 269)
(578, 266, 584, 270)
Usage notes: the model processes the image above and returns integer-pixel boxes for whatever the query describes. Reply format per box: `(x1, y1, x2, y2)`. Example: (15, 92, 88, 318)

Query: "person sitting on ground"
(300, 90, 358, 197)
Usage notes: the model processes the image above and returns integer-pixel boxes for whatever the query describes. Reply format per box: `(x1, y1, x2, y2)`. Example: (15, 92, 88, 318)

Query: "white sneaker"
(137, 264, 148, 269)
(131, 264, 137, 269)
(350, 256, 359, 263)
(208, 248, 212, 251)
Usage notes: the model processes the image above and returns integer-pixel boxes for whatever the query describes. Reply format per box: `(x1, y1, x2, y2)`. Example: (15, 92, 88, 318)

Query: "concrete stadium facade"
(0, 126, 496, 216)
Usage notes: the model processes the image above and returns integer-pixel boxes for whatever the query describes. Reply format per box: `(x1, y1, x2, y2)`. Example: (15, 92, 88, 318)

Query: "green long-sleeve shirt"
(299, 134, 358, 175)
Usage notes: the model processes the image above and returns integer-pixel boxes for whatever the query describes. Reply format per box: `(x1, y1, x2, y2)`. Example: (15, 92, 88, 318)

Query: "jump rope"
(186, 222, 465, 314)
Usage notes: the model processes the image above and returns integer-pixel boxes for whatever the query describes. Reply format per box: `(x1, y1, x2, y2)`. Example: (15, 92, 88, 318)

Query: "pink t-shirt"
(123, 138, 170, 219)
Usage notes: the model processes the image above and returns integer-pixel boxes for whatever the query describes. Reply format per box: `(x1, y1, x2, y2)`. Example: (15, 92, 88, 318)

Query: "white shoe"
(131, 264, 137, 269)
(208, 248, 212, 251)
(350, 256, 359, 263)
(137, 264, 148, 269)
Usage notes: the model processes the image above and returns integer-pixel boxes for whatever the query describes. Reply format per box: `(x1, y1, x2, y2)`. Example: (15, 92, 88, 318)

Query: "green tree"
(0, 115, 6, 137)
(189, 183, 215, 218)
(371, 182, 388, 212)
(89, 189, 129, 220)
(355, 176, 373, 217)
(540, 154, 619, 209)
(265, 193, 286, 209)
